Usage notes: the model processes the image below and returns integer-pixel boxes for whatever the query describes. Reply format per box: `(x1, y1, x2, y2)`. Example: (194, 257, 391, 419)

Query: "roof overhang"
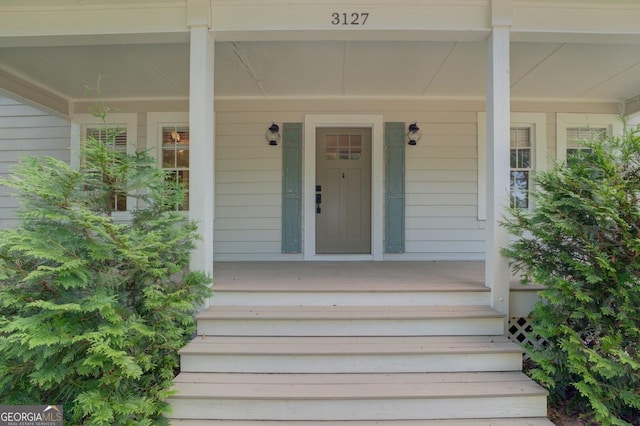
(1, 0, 639, 116)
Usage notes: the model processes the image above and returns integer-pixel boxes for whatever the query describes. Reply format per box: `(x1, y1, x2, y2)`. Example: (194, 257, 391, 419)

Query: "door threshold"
(306, 254, 374, 261)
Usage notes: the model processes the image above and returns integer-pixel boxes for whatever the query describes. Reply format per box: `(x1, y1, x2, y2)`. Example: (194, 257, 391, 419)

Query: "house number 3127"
(331, 12, 369, 26)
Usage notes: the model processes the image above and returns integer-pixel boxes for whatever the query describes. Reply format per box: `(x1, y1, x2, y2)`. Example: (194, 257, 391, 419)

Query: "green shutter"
(282, 122, 303, 253)
(385, 122, 405, 253)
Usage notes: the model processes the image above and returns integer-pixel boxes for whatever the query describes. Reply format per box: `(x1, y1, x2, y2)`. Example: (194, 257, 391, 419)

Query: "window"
(510, 127, 532, 209)
(85, 127, 128, 212)
(556, 114, 621, 163)
(71, 113, 137, 216)
(565, 126, 606, 164)
(161, 125, 190, 211)
(477, 113, 547, 219)
(147, 113, 190, 212)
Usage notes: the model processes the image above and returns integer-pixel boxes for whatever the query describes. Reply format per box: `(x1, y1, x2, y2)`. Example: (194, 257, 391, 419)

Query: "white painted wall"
(0, 95, 70, 229)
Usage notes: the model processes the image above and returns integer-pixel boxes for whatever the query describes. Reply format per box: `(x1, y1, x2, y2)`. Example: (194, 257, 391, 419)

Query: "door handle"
(316, 185, 321, 214)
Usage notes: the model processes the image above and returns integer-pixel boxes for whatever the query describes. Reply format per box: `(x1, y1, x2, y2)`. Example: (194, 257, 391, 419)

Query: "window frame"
(477, 112, 547, 220)
(71, 113, 138, 219)
(147, 112, 190, 213)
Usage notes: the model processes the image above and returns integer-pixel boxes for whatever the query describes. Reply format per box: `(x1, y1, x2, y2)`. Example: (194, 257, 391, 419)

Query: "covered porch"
(2, 0, 640, 323)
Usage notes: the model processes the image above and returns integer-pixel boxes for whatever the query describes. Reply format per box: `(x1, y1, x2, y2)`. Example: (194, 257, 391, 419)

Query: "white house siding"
(0, 96, 70, 229)
(395, 109, 484, 261)
(214, 104, 287, 261)
(212, 98, 620, 261)
(0, 96, 620, 259)
(214, 99, 485, 261)
(0, 96, 617, 258)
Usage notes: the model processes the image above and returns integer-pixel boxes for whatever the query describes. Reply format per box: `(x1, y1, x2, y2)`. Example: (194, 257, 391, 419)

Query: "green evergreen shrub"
(503, 123, 640, 425)
(0, 120, 211, 425)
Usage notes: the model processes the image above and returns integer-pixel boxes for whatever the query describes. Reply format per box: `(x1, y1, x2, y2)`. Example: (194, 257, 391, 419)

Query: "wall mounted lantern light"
(266, 123, 281, 146)
(406, 122, 421, 146)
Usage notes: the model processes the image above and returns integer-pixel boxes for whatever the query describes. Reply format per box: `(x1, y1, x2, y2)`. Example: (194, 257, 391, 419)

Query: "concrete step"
(179, 335, 523, 373)
(170, 420, 555, 425)
(196, 305, 505, 336)
(212, 281, 490, 306)
(167, 372, 548, 421)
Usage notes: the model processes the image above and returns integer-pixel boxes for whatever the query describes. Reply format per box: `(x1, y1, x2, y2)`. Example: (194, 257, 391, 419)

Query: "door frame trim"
(304, 114, 384, 261)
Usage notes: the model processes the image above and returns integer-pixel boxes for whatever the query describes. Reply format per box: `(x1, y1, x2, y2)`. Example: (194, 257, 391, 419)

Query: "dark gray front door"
(315, 127, 372, 254)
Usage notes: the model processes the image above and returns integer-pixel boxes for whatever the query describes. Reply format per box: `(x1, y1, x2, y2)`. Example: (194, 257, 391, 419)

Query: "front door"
(316, 127, 372, 254)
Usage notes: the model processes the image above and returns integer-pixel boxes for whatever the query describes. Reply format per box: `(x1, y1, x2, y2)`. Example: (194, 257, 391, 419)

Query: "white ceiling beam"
(188, 0, 212, 28)
(0, 2, 189, 41)
(4, 0, 639, 45)
(210, 0, 491, 41)
(0, 33, 189, 48)
(512, 1, 640, 43)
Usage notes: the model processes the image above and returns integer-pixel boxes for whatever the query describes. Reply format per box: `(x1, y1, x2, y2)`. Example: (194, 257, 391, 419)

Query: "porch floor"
(212, 260, 533, 292)
(214, 260, 491, 289)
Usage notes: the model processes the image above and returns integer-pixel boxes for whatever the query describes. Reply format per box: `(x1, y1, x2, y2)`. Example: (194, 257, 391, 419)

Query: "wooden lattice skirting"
(507, 317, 547, 359)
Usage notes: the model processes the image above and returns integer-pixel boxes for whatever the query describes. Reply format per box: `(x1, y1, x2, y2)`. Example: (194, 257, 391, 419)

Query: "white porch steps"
(179, 335, 523, 373)
(170, 421, 554, 426)
(167, 272, 551, 424)
(196, 305, 505, 336)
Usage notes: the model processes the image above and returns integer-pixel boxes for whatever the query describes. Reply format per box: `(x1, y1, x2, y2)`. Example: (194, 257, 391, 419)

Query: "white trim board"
(304, 114, 384, 261)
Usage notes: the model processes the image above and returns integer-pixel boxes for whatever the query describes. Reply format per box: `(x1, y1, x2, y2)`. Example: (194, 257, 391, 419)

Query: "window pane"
(114, 192, 127, 212)
(518, 149, 531, 169)
(510, 128, 530, 147)
(176, 148, 189, 168)
(338, 135, 349, 159)
(114, 132, 127, 151)
(351, 135, 361, 159)
(510, 171, 529, 209)
(162, 150, 175, 168)
(178, 170, 189, 210)
(325, 135, 338, 159)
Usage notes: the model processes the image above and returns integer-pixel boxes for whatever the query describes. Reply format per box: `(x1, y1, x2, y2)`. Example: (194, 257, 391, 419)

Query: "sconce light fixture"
(266, 123, 281, 146)
(406, 122, 421, 146)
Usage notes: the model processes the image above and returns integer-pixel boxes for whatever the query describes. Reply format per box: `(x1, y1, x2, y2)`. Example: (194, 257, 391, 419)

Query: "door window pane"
(326, 134, 363, 160)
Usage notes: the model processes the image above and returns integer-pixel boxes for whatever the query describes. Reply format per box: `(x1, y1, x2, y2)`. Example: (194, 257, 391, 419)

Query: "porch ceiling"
(1, 38, 640, 104)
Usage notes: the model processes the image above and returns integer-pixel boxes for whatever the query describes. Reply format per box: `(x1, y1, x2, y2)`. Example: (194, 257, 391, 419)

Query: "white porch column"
(188, 22, 215, 281)
(485, 8, 512, 319)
